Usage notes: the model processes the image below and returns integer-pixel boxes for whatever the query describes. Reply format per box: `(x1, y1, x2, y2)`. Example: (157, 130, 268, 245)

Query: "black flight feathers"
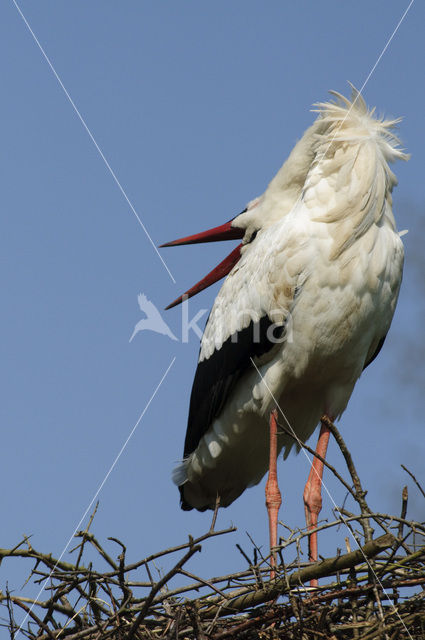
(179, 315, 284, 510)
(178, 308, 386, 510)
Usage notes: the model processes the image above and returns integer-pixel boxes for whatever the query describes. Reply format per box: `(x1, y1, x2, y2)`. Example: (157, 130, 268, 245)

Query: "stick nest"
(1, 421, 424, 639)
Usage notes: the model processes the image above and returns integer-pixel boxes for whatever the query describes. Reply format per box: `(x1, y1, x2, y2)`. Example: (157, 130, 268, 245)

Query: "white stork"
(161, 88, 408, 576)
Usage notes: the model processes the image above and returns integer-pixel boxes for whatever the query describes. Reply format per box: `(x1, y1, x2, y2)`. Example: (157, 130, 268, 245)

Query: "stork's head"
(159, 197, 263, 309)
(160, 85, 408, 310)
(158, 124, 320, 310)
(159, 123, 321, 311)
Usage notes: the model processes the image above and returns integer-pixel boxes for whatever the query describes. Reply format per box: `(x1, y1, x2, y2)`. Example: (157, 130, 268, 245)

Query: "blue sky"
(1, 0, 424, 624)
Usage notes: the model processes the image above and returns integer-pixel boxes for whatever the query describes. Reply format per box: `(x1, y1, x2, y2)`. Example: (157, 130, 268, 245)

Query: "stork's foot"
(303, 417, 331, 586)
(266, 409, 282, 579)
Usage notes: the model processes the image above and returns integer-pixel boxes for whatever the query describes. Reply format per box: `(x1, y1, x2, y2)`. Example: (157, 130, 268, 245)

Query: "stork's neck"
(302, 136, 397, 259)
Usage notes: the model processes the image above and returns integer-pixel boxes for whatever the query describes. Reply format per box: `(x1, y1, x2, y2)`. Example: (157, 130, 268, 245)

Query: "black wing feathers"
(183, 316, 283, 458)
(184, 327, 387, 461)
(363, 334, 387, 370)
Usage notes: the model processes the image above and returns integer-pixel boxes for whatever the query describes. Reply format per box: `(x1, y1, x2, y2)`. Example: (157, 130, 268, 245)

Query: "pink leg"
(265, 409, 282, 579)
(303, 419, 331, 586)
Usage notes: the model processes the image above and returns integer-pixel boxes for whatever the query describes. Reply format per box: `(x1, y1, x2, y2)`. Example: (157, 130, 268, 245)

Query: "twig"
(201, 534, 394, 618)
(73, 502, 99, 570)
(398, 486, 409, 541)
(185, 603, 208, 640)
(117, 526, 235, 577)
(401, 464, 425, 500)
(3, 438, 424, 640)
(74, 533, 118, 571)
(11, 598, 57, 640)
(209, 495, 221, 533)
(178, 569, 228, 599)
(277, 420, 356, 499)
(129, 542, 202, 635)
(321, 415, 374, 544)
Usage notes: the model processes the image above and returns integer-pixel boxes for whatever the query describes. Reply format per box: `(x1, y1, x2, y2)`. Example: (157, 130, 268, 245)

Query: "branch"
(128, 542, 202, 635)
(401, 464, 425, 500)
(322, 415, 374, 543)
(201, 534, 394, 618)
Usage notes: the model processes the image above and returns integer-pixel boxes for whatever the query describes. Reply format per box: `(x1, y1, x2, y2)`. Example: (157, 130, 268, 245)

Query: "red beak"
(159, 220, 243, 247)
(160, 220, 244, 309)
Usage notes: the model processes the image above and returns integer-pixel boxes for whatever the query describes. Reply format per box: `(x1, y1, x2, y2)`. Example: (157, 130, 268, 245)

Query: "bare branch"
(401, 464, 425, 500)
(2, 420, 424, 640)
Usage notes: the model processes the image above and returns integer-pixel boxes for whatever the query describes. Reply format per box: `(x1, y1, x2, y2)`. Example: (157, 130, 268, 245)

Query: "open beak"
(159, 220, 243, 247)
(160, 220, 244, 309)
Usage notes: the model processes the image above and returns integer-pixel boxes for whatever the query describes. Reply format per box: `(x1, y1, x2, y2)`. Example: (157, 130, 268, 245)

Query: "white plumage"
(169, 88, 408, 513)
